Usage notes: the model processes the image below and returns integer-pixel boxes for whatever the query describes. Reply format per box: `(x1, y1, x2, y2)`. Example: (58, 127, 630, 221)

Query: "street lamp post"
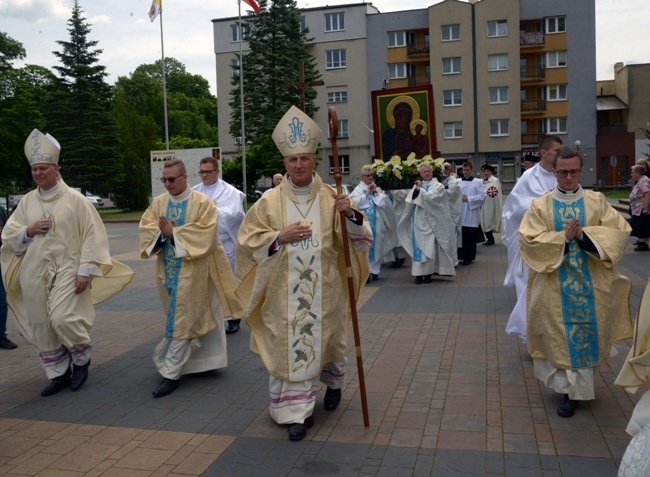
(574, 139, 581, 152)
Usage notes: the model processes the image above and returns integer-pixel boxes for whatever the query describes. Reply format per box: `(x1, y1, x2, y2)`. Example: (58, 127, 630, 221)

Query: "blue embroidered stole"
(553, 197, 598, 368)
(162, 199, 188, 339)
(364, 191, 378, 262)
(412, 184, 429, 262)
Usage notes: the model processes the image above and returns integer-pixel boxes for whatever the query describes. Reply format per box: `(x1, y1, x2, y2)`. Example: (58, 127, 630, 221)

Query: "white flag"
(149, 0, 162, 22)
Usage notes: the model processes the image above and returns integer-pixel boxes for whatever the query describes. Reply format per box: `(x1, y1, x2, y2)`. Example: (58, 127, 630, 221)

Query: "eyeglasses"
(362, 174, 373, 178)
(555, 169, 582, 178)
(198, 169, 217, 175)
(159, 174, 184, 184)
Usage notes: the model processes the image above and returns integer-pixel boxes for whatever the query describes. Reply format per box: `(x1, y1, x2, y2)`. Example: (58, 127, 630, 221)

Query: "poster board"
(150, 147, 221, 198)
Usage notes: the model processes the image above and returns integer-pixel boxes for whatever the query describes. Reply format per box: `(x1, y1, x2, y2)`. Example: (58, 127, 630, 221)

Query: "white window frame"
(325, 12, 345, 32)
(328, 120, 349, 139)
(230, 58, 240, 78)
(546, 51, 567, 68)
(489, 119, 510, 137)
(488, 53, 508, 71)
(488, 87, 509, 104)
(545, 16, 566, 34)
(230, 23, 250, 42)
(326, 49, 347, 69)
(441, 24, 460, 42)
(487, 20, 507, 37)
(443, 89, 462, 107)
(444, 122, 463, 139)
(546, 84, 567, 101)
(329, 154, 350, 174)
(547, 117, 567, 134)
(327, 91, 348, 103)
(388, 63, 407, 79)
(388, 31, 407, 47)
(442, 57, 461, 75)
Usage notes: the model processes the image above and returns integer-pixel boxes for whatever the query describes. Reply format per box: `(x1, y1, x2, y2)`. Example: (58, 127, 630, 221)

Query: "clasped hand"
(565, 218, 583, 241)
(158, 215, 174, 238)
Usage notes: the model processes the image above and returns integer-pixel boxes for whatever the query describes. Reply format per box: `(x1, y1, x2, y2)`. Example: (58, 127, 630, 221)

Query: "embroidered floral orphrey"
(291, 254, 320, 373)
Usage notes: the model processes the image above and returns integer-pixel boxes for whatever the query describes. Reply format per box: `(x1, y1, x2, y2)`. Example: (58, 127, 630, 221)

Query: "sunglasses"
(159, 174, 184, 184)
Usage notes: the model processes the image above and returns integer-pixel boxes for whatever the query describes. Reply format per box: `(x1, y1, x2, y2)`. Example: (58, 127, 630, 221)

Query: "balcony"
(408, 75, 431, 87)
(521, 99, 546, 114)
(520, 31, 545, 47)
(597, 125, 629, 136)
(407, 42, 430, 57)
(520, 66, 545, 81)
(521, 132, 542, 145)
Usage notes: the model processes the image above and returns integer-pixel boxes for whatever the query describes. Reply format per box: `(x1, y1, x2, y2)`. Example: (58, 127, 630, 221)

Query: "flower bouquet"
(371, 153, 445, 190)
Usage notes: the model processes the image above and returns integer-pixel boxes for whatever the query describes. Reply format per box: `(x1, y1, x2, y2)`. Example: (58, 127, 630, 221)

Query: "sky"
(0, 0, 649, 97)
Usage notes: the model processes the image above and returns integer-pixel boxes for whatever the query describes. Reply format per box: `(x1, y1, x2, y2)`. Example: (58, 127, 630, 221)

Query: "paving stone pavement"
(0, 222, 648, 476)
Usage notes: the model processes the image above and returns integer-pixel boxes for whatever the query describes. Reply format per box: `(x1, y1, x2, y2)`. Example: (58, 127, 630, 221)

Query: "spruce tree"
(48, 0, 121, 195)
(229, 0, 321, 178)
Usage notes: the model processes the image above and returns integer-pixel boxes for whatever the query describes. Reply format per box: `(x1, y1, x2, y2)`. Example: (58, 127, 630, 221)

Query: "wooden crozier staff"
(328, 106, 370, 428)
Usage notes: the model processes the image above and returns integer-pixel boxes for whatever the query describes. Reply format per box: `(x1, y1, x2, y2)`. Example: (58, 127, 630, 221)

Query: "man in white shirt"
(457, 162, 487, 266)
(192, 156, 246, 334)
(263, 173, 284, 196)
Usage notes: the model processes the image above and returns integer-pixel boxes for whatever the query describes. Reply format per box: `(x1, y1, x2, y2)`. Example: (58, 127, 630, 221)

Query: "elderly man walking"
(236, 106, 371, 441)
(1, 129, 133, 396)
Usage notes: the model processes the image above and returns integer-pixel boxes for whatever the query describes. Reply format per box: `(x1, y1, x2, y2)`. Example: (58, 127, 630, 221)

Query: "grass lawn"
(98, 208, 145, 222)
(600, 188, 632, 200)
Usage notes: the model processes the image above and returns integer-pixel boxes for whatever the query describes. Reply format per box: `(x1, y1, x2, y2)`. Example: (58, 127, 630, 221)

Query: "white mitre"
(24, 129, 61, 165)
(272, 105, 321, 157)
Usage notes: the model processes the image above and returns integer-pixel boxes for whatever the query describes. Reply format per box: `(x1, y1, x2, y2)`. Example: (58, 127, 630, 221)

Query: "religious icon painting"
(371, 84, 437, 162)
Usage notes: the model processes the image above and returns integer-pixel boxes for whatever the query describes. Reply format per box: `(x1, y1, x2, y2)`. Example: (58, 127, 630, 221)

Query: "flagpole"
(238, 0, 247, 210)
(159, 7, 170, 150)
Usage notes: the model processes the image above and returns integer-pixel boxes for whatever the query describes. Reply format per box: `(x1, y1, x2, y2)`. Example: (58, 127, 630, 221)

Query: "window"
(444, 122, 463, 139)
(489, 87, 508, 104)
(546, 16, 566, 34)
(388, 64, 407, 79)
(230, 23, 250, 42)
(546, 117, 567, 134)
(546, 84, 567, 101)
(388, 31, 406, 47)
(442, 57, 461, 74)
(441, 24, 460, 41)
(325, 12, 345, 32)
(326, 49, 346, 69)
(327, 91, 348, 103)
(338, 120, 348, 138)
(300, 16, 306, 32)
(488, 54, 508, 71)
(329, 155, 349, 174)
(546, 51, 567, 68)
(490, 119, 509, 136)
(230, 58, 240, 78)
(443, 89, 462, 106)
(487, 20, 507, 37)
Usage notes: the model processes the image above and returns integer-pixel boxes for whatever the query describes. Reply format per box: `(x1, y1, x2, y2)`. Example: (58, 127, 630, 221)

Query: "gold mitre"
(24, 129, 61, 165)
(272, 105, 321, 156)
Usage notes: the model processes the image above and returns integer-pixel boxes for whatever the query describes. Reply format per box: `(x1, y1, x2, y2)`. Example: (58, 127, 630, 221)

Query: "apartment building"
(213, 0, 597, 188)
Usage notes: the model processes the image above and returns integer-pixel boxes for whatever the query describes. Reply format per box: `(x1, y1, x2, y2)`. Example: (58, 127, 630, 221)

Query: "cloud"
(0, 0, 70, 22)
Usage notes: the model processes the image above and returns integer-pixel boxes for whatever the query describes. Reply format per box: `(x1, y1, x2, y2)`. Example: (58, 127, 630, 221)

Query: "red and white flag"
(242, 0, 260, 14)
(149, 0, 162, 22)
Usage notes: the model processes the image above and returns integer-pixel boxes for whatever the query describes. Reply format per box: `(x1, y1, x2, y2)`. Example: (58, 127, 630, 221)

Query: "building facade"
(212, 0, 597, 189)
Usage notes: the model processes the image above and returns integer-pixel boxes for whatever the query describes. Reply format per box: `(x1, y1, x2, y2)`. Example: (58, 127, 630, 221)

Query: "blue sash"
(162, 199, 188, 339)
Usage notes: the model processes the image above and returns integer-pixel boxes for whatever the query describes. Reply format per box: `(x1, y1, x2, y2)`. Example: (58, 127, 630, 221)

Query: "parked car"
(85, 192, 104, 208)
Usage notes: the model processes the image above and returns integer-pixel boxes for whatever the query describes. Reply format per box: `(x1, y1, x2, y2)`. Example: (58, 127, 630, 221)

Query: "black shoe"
(414, 276, 423, 285)
(634, 243, 649, 251)
(288, 415, 314, 441)
(152, 378, 179, 398)
(371, 274, 379, 281)
(423, 275, 432, 284)
(557, 394, 579, 418)
(70, 360, 90, 391)
(482, 240, 495, 246)
(324, 387, 342, 411)
(396, 258, 405, 268)
(41, 368, 72, 397)
(226, 320, 241, 335)
(0, 335, 17, 350)
(460, 260, 472, 266)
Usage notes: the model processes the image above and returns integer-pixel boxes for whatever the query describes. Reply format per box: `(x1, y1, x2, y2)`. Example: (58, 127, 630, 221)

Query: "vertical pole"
(159, 11, 170, 150)
(238, 0, 247, 210)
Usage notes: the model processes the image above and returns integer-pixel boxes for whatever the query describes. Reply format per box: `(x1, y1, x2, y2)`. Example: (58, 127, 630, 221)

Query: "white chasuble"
(285, 192, 323, 381)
